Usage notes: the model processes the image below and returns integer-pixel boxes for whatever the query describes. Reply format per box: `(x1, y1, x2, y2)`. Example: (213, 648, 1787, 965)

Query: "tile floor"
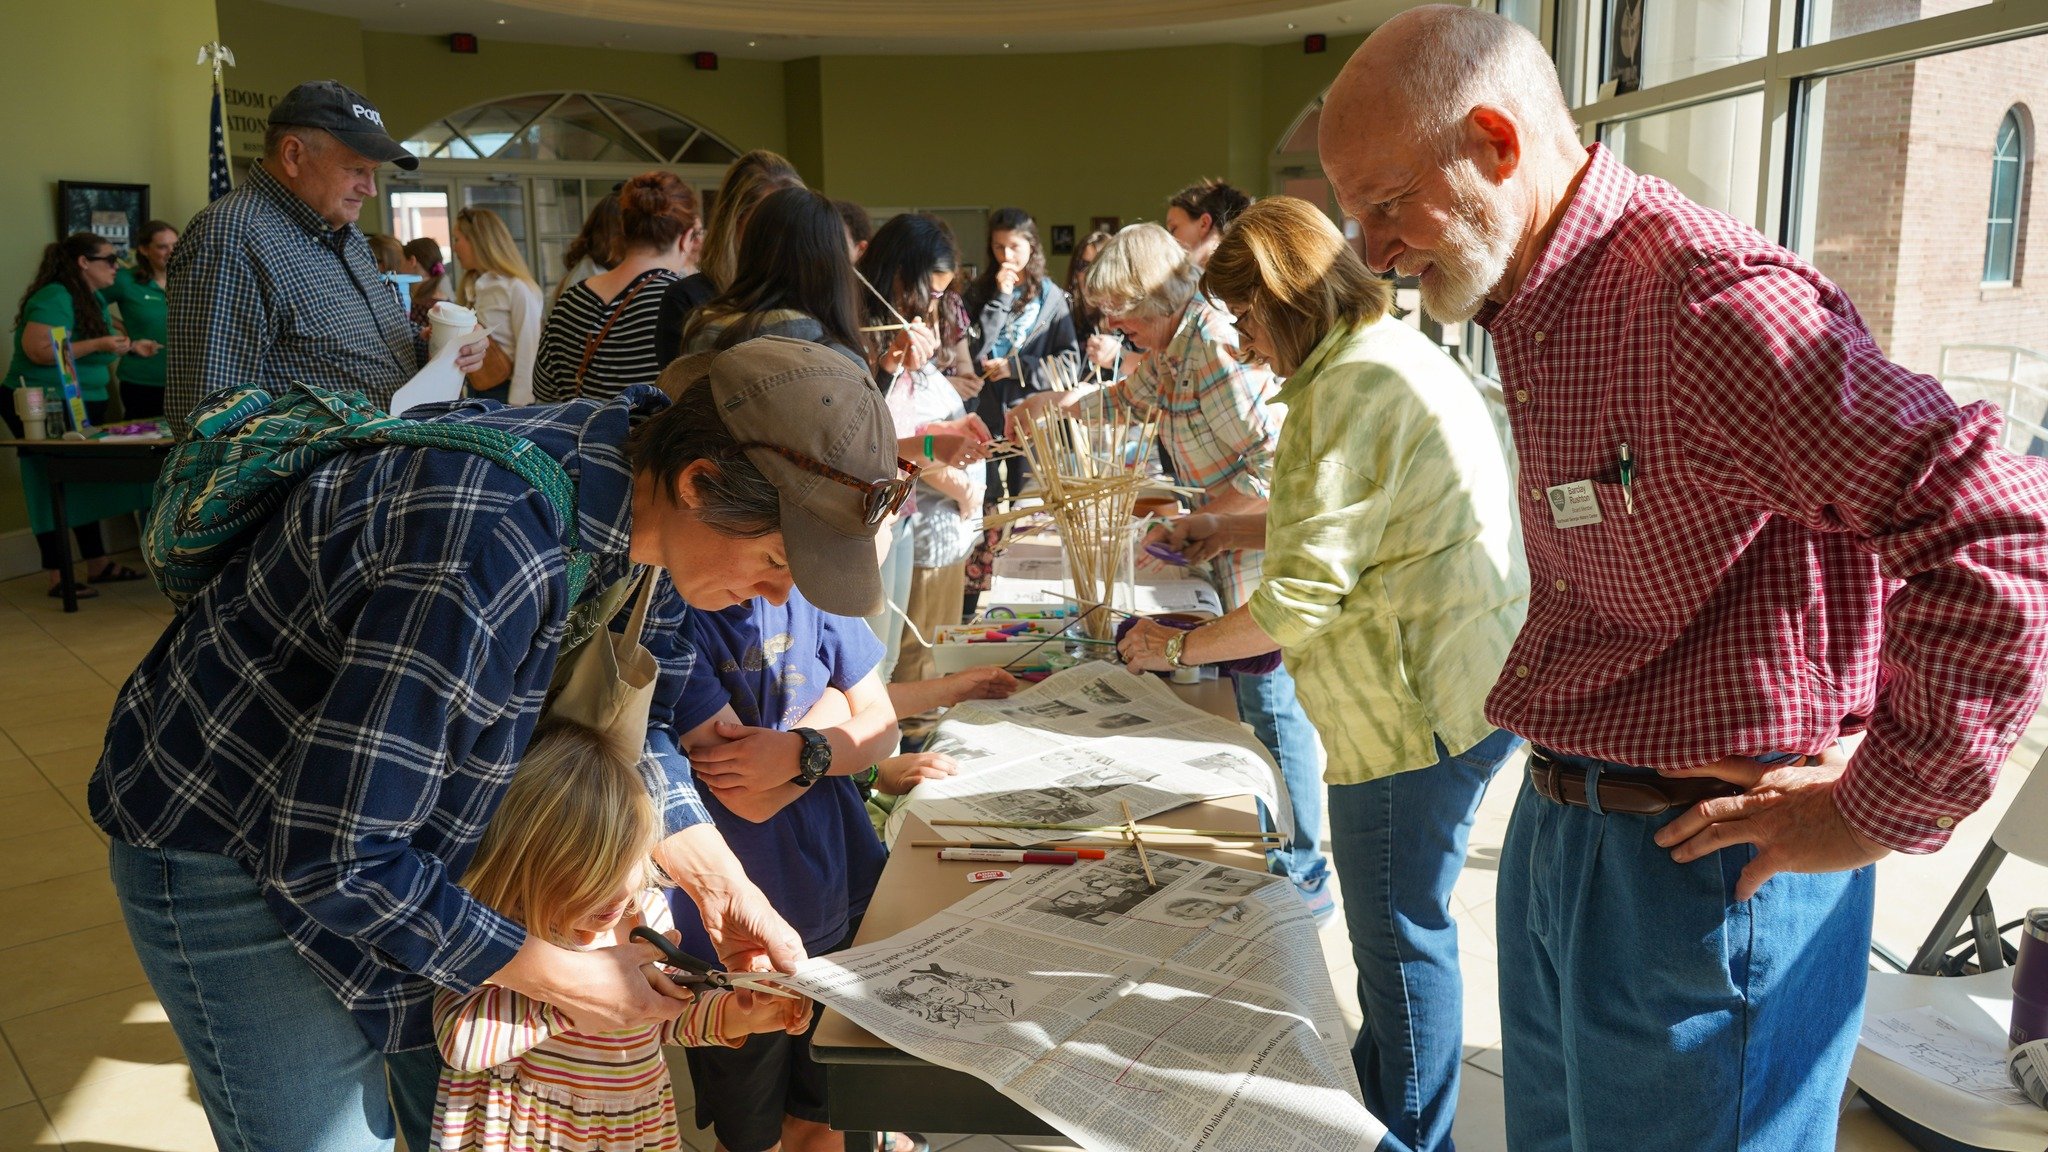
(0, 556, 2043, 1151)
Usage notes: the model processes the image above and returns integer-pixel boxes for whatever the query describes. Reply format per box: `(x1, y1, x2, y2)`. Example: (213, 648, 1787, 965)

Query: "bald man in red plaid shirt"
(1323, 8, 2048, 1151)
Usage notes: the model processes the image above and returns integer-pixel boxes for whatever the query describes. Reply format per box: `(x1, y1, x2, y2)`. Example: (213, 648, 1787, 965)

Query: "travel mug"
(2012, 907, 2048, 1048)
(16, 387, 45, 440)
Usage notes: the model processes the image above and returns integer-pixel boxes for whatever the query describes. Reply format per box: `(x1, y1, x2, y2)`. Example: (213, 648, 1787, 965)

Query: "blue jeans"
(1496, 751, 1875, 1151)
(109, 840, 442, 1152)
(1329, 729, 1521, 1152)
(1233, 664, 1330, 888)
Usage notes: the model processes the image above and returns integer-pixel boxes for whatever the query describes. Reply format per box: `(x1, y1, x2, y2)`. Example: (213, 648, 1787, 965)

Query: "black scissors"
(630, 926, 803, 999)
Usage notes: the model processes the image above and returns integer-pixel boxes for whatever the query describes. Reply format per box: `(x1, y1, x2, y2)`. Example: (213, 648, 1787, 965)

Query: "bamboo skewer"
(929, 818, 1283, 842)
(1121, 800, 1158, 889)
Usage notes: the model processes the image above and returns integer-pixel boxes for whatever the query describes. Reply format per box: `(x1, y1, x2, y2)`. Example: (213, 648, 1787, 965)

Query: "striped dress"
(430, 894, 746, 1151)
(532, 269, 680, 404)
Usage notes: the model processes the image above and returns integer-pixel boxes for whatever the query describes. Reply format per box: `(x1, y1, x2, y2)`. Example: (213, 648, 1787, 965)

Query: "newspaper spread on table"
(885, 663, 1288, 847)
(789, 848, 1385, 1151)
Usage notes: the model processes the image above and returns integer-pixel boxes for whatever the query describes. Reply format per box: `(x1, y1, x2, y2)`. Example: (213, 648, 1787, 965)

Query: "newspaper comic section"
(884, 663, 1290, 846)
(788, 847, 1386, 1151)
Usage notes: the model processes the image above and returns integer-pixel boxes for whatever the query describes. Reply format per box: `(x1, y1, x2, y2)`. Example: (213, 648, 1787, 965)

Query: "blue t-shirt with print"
(668, 589, 890, 957)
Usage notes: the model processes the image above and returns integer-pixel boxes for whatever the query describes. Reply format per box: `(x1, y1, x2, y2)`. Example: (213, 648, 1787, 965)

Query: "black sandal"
(88, 562, 148, 584)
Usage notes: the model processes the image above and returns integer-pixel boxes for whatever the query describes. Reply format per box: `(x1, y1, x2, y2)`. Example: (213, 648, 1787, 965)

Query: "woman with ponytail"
(101, 220, 174, 418)
(5, 233, 150, 597)
(402, 236, 450, 331)
(534, 170, 698, 402)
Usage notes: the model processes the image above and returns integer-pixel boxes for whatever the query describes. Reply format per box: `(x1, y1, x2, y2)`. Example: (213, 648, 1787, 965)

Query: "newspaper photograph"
(789, 850, 1382, 1151)
(886, 664, 1288, 846)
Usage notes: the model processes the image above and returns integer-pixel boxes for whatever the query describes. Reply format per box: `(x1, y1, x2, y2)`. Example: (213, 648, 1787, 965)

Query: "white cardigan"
(470, 271, 544, 405)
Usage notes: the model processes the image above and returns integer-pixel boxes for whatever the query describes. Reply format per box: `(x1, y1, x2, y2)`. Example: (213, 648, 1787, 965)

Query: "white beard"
(1411, 161, 1519, 324)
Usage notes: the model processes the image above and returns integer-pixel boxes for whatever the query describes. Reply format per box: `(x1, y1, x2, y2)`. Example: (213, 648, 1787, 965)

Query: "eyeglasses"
(735, 443, 921, 526)
(85, 254, 119, 265)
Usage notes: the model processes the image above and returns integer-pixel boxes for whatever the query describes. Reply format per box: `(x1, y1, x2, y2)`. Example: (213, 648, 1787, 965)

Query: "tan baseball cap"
(656, 337, 898, 618)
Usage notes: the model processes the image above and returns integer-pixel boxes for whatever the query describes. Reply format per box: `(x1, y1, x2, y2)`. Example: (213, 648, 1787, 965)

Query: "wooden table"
(1, 436, 171, 612)
(813, 676, 1261, 1150)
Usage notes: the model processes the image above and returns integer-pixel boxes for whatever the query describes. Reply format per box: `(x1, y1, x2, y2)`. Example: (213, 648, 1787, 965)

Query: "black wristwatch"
(791, 727, 833, 788)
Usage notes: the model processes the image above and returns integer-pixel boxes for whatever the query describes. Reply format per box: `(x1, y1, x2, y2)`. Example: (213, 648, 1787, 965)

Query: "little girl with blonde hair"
(432, 720, 810, 1151)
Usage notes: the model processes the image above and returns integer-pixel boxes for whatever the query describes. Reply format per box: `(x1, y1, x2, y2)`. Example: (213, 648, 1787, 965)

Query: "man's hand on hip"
(1651, 745, 1889, 901)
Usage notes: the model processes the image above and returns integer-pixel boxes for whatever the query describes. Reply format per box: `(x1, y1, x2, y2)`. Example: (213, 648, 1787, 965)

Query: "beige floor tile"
(0, 823, 108, 892)
(5, 687, 119, 729)
(0, 1099, 57, 1149)
(1466, 1043, 1504, 1077)
(4, 717, 109, 759)
(1459, 952, 1502, 1053)
(1836, 1095, 1918, 1151)
(42, 1059, 217, 1152)
(0, 869, 122, 952)
(0, 788, 97, 842)
(0, 924, 146, 1021)
(0, 1038, 30, 1110)
(0, 758, 54, 801)
(5, 986, 184, 1099)
(35, 745, 104, 788)
(0, 662, 103, 701)
(1450, 1062, 1507, 1152)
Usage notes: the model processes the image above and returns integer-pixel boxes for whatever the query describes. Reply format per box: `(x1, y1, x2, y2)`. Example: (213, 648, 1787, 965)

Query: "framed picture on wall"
(1050, 225, 1076, 255)
(56, 181, 151, 258)
(1090, 216, 1121, 236)
(1606, 0, 1644, 95)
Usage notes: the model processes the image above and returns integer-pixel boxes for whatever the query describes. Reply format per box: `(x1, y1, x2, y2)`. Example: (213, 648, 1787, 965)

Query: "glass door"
(457, 178, 531, 292)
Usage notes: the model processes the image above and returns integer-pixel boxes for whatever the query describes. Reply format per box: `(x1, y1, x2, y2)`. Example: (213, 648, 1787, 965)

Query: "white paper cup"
(427, 302, 478, 360)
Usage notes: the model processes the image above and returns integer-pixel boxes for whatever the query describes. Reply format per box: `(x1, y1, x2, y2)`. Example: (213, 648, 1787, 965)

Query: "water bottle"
(2012, 907, 2048, 1048)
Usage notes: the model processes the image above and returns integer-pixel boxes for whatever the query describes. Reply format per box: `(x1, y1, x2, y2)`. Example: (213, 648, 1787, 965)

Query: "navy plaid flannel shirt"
(90, 387, 709, 1052)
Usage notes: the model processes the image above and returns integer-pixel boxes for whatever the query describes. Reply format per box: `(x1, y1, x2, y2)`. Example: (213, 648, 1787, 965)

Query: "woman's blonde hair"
(460, 721, 661, 946)
(1201, 197, 1392, 375)
(701, 150, 803, 290)
(1082, 223, 1200, 321)
(454, 207, 539, 306)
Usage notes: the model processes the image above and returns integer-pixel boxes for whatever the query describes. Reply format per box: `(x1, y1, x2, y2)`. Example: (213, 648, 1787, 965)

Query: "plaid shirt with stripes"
(90, 389, 710, 1051)
(164, 162, 420, 435)
(1480, 145, 2048, 853)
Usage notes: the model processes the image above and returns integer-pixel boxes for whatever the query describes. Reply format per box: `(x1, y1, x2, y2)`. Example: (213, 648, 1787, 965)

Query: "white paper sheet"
(1860, 1005, 2037, 1107)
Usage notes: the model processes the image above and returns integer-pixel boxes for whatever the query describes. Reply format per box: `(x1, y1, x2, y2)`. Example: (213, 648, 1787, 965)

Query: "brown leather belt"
(1527, 749, 1742, 816)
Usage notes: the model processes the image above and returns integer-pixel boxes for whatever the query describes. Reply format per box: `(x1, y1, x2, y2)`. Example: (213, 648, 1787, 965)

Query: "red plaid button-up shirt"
(1480, 145, 2048, 853)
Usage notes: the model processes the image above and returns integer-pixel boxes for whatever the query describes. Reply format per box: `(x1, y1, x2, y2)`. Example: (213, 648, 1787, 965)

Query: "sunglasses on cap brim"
(735, 443, 922, 526)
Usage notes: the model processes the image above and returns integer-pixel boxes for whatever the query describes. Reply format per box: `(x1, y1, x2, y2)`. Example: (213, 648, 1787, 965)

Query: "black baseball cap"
(269, 80, 419, 170)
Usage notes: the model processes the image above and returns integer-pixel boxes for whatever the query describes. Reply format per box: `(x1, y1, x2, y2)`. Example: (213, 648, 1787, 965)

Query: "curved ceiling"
(271, 0, 1408, 58)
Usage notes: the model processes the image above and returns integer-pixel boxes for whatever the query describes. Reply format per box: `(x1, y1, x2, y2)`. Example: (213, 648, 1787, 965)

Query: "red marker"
(938, 848, 1079, 865)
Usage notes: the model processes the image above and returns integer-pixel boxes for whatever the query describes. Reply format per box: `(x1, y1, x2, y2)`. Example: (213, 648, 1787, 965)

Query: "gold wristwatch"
(1165, 629, 1193, 669)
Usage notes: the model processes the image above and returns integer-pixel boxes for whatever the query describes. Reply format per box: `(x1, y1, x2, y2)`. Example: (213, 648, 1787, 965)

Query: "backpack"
(145, 382, 595, 616)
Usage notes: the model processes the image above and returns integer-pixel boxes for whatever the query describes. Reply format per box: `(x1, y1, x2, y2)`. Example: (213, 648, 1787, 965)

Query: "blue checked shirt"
(90, 387, 709, 1052)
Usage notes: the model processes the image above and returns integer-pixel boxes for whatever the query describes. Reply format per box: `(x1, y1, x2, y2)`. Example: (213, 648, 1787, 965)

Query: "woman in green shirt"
(1118, 197, 1527, 1152)
(101, 220, 174, 418)
(5, 232, 150, 597)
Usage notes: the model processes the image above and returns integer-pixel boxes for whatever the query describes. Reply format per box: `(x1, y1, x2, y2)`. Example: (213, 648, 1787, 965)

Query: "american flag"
(208, 85, 233, 201)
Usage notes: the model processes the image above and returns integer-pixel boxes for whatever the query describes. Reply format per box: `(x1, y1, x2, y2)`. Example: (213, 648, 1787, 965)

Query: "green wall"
(213, 0, 367, 163)
(0, 0, 221, 537)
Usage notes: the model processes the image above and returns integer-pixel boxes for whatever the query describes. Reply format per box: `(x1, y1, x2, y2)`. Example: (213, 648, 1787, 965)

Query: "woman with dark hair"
(964, 208, 1079, 508)
(835, 198, 874, 262)
(102, 219, 175, 418)
(535, 170, 698, 403)
(1165, 177, 1252, 268)
(679, 186, 863, 362)
(4, 233, 148, 597)
(551, 188, 623, 310)
(655, 150, 803, 366)
(858, 214, 986, 679)
(402, 236, 450, 330)
(1067, 227, 1116, 369)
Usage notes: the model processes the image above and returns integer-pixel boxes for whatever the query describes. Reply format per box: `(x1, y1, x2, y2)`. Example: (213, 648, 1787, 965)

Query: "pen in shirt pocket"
(1618, 443, 1635, 515)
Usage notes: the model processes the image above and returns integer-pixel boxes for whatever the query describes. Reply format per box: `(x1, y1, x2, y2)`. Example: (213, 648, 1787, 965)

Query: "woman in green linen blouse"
(101, 220, 174, 418)
(5, 232, 150, 597)
(1117, 196, 1527, 1152)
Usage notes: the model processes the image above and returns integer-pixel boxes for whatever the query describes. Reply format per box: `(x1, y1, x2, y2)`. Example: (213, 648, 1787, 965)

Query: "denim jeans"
(1233, 664, 1331, 888)
(1329, 729, 1521, 1152)
(863, 522, 917, 684)
(1496, 751, 1875, 1152)
(109, 840, 442, 1152)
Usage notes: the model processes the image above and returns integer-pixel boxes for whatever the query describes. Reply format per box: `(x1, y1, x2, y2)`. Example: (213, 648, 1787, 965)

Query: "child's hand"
(691, 722, 804, 795)
(722, 988, 814, 1039)
(943, 666, 1019, 704)
(878, 751, 958, 796)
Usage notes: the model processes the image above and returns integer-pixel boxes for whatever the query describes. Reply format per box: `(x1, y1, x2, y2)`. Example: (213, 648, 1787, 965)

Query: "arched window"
(1984, 107, 2026, 285)
(402, 92, 739, 166)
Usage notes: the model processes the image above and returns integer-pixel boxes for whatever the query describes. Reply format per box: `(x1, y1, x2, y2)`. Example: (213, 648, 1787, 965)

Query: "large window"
(1603, 92, 1766, 226)
(401, 92, 739, 166)
(1986, 107, 2027, 286)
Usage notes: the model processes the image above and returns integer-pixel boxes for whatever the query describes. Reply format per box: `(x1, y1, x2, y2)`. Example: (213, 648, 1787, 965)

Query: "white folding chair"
(1849, 750, 2048, 1151)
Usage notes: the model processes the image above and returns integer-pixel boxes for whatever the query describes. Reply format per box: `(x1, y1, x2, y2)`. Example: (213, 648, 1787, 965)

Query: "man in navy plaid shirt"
(92, 340, 906, 1152)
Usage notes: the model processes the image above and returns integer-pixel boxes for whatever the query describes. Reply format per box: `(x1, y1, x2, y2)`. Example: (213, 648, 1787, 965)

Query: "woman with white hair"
(1011, 222, 1333, 920)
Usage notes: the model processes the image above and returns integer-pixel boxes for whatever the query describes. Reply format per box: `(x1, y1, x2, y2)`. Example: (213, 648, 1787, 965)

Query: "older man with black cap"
(92, 337, 906, 1152)
(164, 79, 488, 434)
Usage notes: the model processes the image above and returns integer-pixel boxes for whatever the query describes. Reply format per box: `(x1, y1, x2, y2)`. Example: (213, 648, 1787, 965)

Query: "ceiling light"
(1002, 41, 1011, 48)
(1339, 14, 1352, 22)
(748, 40, 757, 46)
(1286, 22, 1295, 28)
(496, 17, 506, 23)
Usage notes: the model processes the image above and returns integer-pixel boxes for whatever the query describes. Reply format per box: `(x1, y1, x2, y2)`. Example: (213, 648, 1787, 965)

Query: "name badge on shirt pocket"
(1546, 480, 1604, 528)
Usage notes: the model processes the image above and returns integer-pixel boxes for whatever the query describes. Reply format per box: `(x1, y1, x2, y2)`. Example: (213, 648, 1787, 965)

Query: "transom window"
(401, 92, 740, 166)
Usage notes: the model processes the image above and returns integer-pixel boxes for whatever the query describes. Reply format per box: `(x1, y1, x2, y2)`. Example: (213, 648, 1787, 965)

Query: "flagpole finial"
(197, 41, 235, 79)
